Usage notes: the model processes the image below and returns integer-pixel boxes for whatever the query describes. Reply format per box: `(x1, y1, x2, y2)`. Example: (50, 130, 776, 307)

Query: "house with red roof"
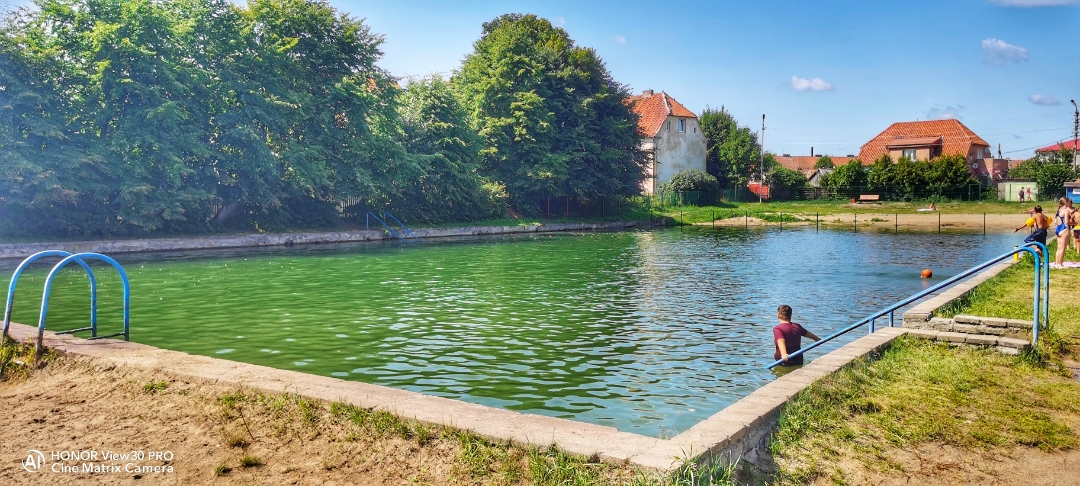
(1035, 140, 1078, 154)
(858, 119, 1005, 182)
(627, 90, 707, 193)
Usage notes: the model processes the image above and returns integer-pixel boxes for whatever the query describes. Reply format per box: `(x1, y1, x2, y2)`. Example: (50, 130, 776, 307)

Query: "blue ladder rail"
(768, 242, 1050, 369)
(1, 250, 131, 355)
(3, 250, 98, 344)
(381, 211, 419, 241)
(366, 212, 407, 242)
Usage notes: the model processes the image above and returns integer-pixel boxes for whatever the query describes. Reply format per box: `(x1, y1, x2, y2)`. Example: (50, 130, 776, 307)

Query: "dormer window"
(678, 119, 685, 133)
(902, 149, 917, 160)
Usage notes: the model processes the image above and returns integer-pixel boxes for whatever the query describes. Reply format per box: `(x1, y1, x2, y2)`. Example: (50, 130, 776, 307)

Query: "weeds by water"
(0, 339, 54, 381)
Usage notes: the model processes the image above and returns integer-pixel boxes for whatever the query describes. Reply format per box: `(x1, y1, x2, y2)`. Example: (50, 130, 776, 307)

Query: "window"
(665, 121, 670, 132)
(902, 149, 917, 160)
(678, 119, 685, 133)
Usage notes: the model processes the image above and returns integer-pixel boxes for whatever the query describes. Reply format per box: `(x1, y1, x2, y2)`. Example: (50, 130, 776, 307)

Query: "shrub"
(658, 169, 720, 206)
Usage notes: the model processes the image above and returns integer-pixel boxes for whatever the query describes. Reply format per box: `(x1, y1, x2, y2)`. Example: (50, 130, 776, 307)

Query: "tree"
(454, 14, 645, 215)
(866, 155, 893, 190)
(397, 75, 490, 222)
(769, 166, 807, 200)
(814, 156, 834, 169)
(824, 160, 867, 190)
(699, 106, 761, 188)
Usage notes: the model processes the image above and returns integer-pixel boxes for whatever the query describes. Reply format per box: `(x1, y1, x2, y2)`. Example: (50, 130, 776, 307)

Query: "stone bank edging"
(0, 221, 655, 260)
(3, 321, 909, 472)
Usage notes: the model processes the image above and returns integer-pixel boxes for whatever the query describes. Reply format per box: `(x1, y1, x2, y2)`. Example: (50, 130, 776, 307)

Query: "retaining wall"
(0, 221, 661, 259)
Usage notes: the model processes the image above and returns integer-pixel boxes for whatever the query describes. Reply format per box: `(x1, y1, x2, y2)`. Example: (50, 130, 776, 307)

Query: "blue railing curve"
(3, 250, 98, 345)
(36, 253, 131, 355)
(768, 242, 1049, 369)
(382, 211, 419, 241)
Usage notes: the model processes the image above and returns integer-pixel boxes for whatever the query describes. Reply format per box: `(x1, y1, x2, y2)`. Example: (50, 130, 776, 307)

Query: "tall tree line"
(0, 2, 643, 237)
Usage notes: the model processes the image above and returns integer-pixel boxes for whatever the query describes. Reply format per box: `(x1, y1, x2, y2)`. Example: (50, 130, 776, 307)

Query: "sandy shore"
(706, 212, 1027, 232)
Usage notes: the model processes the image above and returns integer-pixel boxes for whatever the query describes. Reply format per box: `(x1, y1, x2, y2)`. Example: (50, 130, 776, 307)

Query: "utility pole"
(1072, 100, 1078, 170)
(759, 114, 765, 203)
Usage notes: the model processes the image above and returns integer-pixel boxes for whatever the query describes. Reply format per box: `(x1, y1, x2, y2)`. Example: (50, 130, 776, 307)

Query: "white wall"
(644, 116, 707, 193)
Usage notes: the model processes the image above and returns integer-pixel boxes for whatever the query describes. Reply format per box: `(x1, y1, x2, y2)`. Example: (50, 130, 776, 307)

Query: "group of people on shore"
(1014, 197, 1080, 266)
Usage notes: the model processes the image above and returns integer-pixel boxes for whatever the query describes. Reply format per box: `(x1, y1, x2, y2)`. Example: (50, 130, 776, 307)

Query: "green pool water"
(3, 227, 1020, 436)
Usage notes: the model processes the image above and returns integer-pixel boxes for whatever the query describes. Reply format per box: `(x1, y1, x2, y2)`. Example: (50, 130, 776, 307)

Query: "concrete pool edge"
(4, 321, 907, 472)
(0, 221, 665, 259)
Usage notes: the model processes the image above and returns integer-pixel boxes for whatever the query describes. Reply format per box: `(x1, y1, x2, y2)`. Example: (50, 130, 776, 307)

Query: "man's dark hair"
(777, 305, 792, 320)
(1035, 206, 1043, 213)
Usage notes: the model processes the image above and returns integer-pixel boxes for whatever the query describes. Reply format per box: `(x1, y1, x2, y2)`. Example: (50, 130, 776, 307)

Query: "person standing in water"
(773, 305, 821, 366)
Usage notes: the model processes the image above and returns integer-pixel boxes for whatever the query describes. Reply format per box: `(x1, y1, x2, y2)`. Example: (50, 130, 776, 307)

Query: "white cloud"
(981, 38, 1029, 66)
(614, 35, 626, 44)
(990, 0, 1078, 6)
(1029, 94, 1061, 105)
(556, 16, 565, 26)
(927, 105, 963, 120)
(790, 76, 833, 92)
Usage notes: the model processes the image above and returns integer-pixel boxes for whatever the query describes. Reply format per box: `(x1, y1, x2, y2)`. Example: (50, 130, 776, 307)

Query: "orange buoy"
(921, 269, 933, 278)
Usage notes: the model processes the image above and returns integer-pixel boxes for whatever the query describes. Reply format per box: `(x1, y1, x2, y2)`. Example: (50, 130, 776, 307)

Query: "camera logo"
(23, 450, 45, 473)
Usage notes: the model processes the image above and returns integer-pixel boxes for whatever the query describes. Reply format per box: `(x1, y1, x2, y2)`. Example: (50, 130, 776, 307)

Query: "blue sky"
(341, 0, 1079, 159)
(8, 0, 1079, 158)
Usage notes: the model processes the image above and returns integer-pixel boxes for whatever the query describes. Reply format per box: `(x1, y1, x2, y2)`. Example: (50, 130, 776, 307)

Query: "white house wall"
(652, 116, 707, 191)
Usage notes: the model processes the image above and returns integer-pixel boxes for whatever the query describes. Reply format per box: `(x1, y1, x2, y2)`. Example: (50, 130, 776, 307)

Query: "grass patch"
(214, 463, 231, 476)
(771, 336, 1080, 484)
(0, 339, 55, 381)
(142, 380, 167, 395)
(239, 455, 262, 468)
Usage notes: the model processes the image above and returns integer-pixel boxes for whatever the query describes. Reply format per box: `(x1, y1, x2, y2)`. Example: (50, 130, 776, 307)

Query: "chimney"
(811, 147, 814, 157)
(642, 89, 654, 98)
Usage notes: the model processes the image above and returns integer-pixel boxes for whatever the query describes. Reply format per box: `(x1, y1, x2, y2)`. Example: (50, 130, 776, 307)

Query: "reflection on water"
(4, 227, 1018, 436)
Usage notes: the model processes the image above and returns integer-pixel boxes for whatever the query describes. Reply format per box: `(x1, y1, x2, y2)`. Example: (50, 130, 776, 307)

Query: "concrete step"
(905, 315, 1033, 338)
(905, 328, 1031, 355)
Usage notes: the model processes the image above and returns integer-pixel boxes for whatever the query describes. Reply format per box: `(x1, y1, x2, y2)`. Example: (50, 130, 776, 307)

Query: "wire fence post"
(938, 212, 941, 234)
(745, 211, 748, 229)
(895, 213, 898, 233)
(780, 212, 783, 229)
(983, 212, 986, 236)
(816, 212, 819, 231)
(854, 212, 857, 232)
(711, 210, 715, 228)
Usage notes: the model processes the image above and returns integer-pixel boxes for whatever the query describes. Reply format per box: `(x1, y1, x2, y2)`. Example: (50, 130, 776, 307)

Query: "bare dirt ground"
(5, 355, 1080, 485)
(809, 443, 1080, 486)
(709, 212, 1027, 233)
(2, 356, 645, 486)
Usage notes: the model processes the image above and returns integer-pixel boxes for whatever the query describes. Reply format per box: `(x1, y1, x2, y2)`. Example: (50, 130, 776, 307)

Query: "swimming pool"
(3, 227, 1019, 436)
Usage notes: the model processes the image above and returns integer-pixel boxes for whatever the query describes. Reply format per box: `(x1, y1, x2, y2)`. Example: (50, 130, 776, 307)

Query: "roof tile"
(859, 119, 989, 162)
(627, 91, 697, 137)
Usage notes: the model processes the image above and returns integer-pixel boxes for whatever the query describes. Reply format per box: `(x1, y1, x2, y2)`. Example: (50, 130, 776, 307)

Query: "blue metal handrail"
(382, 211, 419, 241)
(366, 212, 406, 243)
(768, 242, 1049, 369)
(3, 250, 99, 345)
(36, 253, 131, 355)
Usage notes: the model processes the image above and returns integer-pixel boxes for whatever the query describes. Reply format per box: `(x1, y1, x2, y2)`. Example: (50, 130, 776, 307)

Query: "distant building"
(1034, 140, 1078, 154)
(627, 90, 707, 193)
(859, 119, 1006, 183)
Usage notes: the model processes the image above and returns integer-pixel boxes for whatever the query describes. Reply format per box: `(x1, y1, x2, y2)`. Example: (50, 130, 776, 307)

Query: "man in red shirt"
(773, 304, 820, 366)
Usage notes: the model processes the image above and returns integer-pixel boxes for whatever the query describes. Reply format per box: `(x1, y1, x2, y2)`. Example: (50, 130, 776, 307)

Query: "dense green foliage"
(1, 4, 640, 237)
(698, 106, 761, 189)
(657, 169, 719, 205)
(820, 154, 980, 200)
(768, 165, 807, 200)
(813, 155, 834, 169)
(1009, 151, 1079, 200)
(453, 14, 645, 216)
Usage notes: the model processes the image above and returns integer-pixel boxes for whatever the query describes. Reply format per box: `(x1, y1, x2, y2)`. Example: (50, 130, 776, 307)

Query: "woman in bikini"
(1054, 197, 1073, 266)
